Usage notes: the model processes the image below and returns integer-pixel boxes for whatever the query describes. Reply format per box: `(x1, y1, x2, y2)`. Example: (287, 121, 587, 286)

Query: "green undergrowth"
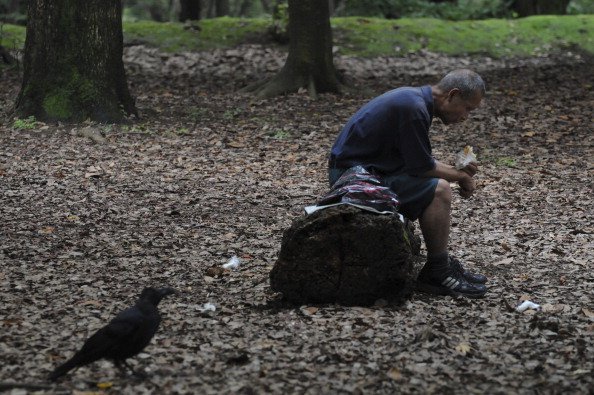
(123, 16, 269, 52)
(332, 15, 593, 57)
(0, 23, 25, 50)
(1, 15, 592, 58)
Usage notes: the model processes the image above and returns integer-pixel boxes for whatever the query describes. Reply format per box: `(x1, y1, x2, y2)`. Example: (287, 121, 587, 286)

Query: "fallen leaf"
(84, 166, 104, 178)
(97, 382, 113, 389)
(493, 257, 513, 266)
(582, 308, 594, 318)
(301, 306, 319, 316)
(387, 367, 402, 380)
(227, 141, 246, 148)
(519, 294, 532, 302)
(79, 300, 102, 307)
(205, 266, 226, 277)
(455, 342, 472, 355)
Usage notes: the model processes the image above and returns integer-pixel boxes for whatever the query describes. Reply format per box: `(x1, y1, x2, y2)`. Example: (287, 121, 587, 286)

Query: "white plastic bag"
(455, 145, 477, 170)
(222, 255, 241, 270)
(516, 300, 541, 313)
(198, 302, 216, 312)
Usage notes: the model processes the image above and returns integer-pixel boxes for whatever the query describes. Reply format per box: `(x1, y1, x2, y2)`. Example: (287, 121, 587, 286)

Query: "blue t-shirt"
(329, 86, 436, 176)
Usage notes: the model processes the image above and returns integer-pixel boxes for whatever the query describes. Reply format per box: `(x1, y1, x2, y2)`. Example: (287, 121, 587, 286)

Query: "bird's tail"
(48, 357, 79, 381)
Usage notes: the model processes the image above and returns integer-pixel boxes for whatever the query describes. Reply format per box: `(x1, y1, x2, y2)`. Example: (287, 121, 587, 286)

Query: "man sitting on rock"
(328, 69, 488, 298)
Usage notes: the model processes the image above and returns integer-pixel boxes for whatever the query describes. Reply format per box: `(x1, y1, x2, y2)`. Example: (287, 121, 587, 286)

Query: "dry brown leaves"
(0, 48, 592, 393)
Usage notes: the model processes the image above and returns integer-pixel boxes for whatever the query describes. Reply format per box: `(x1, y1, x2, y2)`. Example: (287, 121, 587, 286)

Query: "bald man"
(329, 69, 488, 298)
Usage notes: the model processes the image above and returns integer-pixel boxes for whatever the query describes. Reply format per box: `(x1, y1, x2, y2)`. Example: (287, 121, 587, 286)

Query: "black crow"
(49, 287, 175, 381)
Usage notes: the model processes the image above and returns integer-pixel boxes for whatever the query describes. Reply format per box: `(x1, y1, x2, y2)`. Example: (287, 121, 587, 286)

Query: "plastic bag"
(222, 255, 241, 270)
(317, 166, 400, 214)
(516, 300, 541, 312)
(455, 145, 477, 170)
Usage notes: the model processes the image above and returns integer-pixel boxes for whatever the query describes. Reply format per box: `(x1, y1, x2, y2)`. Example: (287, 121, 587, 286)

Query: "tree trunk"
(512, 0, 569, 16)
(241, 0, 342, 99)
(15, 0, 136, 123)
(260, 0, 270, 13)
(330, 0, 345, 16)
(215, 0, 229, 16)
(149, 4, 167, 21)
(179, 0, 201, 21)
(238, 0, 251, 17)
(270, 206, 422, 306)
(206, 0, 215, 17)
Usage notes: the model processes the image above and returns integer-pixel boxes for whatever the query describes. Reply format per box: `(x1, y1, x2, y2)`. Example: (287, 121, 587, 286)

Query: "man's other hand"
(459, 176, 476, 198)
(461, 162, 478, 177)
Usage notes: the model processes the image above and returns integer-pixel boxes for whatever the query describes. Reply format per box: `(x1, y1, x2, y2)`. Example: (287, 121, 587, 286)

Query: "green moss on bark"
(42, 90, 73, 119)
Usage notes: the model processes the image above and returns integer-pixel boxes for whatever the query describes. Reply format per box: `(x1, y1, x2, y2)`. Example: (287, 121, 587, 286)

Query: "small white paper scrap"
(198, 303, 216, 312)
(516, 300, 541, 313)
(222, 255, 241, 270)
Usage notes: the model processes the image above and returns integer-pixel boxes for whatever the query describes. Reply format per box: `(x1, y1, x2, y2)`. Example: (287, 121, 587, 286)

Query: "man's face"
(438, 89, 482, 125)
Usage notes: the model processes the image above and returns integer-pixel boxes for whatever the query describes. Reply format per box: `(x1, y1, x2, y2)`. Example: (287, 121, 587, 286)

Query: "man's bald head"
(437, 69, 486, 99)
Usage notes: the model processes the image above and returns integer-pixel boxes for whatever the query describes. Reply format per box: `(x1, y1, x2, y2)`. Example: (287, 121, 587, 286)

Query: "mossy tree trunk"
(242, 0, 342, 99)
(15, 0, 136, 123)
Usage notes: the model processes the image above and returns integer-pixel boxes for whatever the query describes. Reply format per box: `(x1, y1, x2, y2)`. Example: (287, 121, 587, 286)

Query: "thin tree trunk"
(242, 0, 342, 98)
(333, 0, 345, 15)
(260, 0, 270, 13)
(215, 0, 229, 16)
(179, 0, 201, 21)
(206, 0, 215, 18)
(15, 0, 136, 122)
(238, 0, 251, 17)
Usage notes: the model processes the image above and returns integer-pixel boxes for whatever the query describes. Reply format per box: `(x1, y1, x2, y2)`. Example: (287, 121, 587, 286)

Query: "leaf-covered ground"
(0, 46, 593, 394)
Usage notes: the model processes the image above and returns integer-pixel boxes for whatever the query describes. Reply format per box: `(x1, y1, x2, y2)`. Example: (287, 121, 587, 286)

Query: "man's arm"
(419, 161, 476, 198)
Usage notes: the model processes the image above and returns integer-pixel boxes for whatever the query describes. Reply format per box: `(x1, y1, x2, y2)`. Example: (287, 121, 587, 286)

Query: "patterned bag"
(317, 165, 400, 214)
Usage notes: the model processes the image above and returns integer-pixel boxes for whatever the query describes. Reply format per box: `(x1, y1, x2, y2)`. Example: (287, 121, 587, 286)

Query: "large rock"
(270, 205, 422, 306)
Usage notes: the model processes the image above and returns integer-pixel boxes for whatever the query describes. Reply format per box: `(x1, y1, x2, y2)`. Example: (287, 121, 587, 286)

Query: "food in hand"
(455, 145, 477, 169)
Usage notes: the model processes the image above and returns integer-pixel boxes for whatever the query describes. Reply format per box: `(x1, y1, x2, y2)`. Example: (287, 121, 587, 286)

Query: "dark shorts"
(329, 168, 438, 221)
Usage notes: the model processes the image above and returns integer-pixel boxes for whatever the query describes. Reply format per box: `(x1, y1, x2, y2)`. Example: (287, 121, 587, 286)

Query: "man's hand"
(459, 175, 476, 198)
(421, 161, 478, 198)
(461, 162, 479, 177)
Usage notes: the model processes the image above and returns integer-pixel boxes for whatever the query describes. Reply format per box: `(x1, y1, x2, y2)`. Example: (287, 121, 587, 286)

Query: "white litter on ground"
(516, 300, 541, 313)
(222, 255, 241, 270)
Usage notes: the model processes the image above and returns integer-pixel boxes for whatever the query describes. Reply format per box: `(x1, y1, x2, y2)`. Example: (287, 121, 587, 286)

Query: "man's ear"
(447, 88, 461, 101)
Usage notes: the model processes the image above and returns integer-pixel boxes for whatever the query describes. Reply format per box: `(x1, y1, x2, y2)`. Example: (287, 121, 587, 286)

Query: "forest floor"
(0, 45, 593, 394)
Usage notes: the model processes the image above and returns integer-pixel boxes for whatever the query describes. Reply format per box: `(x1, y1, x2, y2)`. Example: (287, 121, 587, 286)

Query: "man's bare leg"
(416, 179, 486, 297)
(419, 179, 451, 257)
